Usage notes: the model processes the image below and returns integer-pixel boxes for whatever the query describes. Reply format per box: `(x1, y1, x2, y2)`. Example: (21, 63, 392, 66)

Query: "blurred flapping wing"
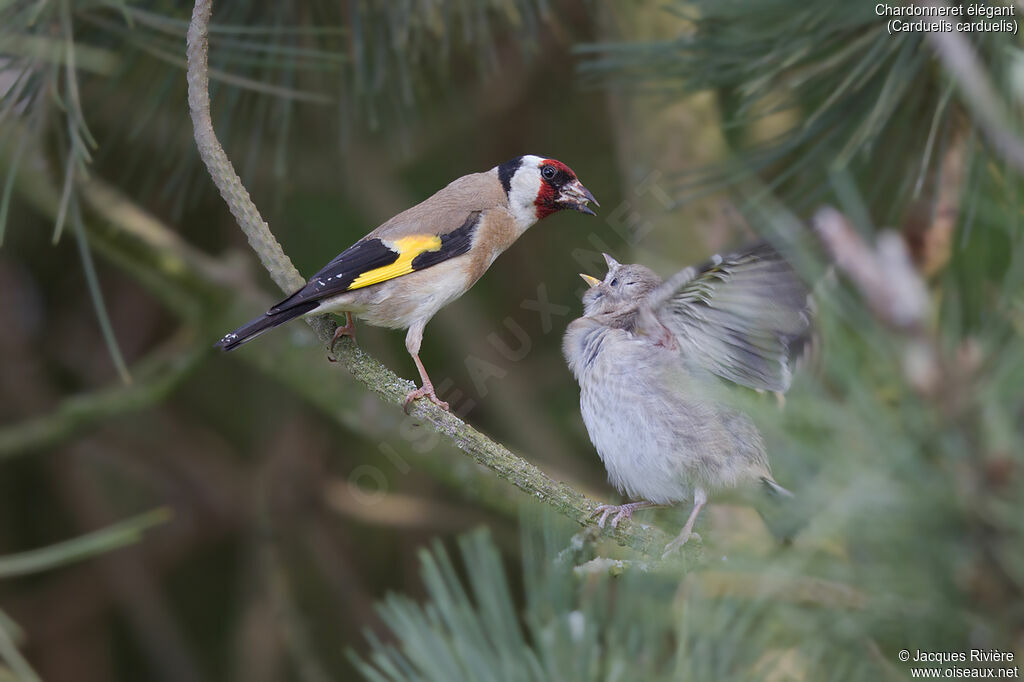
(641, 243, 812, 393)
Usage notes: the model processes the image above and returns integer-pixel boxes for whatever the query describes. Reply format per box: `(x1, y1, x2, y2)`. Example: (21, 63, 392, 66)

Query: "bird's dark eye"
(541, 166, 556, 180)
(610, 278, 619, 287)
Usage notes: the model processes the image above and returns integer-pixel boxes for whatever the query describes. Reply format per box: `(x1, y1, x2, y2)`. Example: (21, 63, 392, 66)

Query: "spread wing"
(268, 211, 481, 314)
(640, 243, 812, 393)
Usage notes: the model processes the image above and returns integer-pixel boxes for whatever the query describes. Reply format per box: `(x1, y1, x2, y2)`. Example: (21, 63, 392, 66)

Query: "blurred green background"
(2, 1, 1023, 680)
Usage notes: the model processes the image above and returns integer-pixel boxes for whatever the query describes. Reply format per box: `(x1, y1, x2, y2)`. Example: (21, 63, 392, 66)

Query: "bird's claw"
(591, 503, 644, 530)
(403, 384, 450, 414)
(328, 315, 358, 355)
(661, 531, 701, 559)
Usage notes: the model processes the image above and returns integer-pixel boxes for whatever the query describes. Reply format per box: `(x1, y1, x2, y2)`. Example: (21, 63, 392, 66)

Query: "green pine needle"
(71, 194, 133, 385)
(0, 507, 171, 579)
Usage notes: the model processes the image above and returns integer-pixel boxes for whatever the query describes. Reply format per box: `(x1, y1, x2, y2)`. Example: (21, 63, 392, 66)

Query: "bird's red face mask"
(534, 159, 599, 219)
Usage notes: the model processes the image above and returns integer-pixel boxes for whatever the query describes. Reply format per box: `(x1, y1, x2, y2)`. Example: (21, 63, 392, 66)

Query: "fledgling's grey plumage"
(564, 244, 810, 555)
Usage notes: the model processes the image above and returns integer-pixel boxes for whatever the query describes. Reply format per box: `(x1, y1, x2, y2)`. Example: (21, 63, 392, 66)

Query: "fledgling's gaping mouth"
(560, 179, 599, 216)
(579, 273, 601, 287)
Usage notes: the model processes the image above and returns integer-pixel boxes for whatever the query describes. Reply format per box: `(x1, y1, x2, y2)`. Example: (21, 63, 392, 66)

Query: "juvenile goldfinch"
(564, 244, 811, 555)
(217, 155, 597, 411)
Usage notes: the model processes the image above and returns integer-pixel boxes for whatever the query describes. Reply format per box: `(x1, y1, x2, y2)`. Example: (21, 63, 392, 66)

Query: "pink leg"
(662, 488, 707, 557)
(328, 312, 357, 357)
(592, 501, 661, 529)
(403, 352, 450, 413)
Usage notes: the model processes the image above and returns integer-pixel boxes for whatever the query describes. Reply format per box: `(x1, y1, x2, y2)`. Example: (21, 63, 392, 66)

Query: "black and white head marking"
(500, 154, 545, 231)
(497, 154, 597, 232)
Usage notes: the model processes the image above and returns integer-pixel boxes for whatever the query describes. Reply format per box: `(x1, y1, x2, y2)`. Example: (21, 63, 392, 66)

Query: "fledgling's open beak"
(560, 179, 599, 216)
(579, 273, 601, 288)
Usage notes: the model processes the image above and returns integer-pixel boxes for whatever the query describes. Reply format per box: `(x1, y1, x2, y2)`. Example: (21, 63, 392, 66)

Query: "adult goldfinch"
(564, 244, 810, 555)
(217, 155, 598, 411)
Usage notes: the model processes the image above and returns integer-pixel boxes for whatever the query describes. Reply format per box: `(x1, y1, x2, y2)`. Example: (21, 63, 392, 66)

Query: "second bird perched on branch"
(564, 245, 812, 555)
(216, 155, 597, 411)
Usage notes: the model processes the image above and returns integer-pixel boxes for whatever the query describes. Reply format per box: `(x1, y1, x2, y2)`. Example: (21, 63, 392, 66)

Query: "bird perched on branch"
(216, 155, 598, 411)
(564, 244, 811, 555)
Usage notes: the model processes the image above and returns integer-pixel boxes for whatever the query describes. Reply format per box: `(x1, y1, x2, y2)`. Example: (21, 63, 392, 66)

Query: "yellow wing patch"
(347, 235, 443, 290)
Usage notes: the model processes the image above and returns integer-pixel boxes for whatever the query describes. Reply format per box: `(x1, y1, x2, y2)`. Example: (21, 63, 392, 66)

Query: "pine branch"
(0, 608, 40, 682)
(184, 0, 307, 297)
(0, 133, 525, 533)
(1, 125, 676, 562)
(0, 339, 204, 461)
(0, 508, 171, 579)
(921, 0, 1024, 176)
(179, 0, 683, 559)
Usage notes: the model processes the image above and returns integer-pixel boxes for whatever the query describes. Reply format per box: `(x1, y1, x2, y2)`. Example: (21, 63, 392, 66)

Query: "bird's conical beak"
(602, 252, 620, 268)
(560, 179, 599, 216)
(579, 273, 601, 288)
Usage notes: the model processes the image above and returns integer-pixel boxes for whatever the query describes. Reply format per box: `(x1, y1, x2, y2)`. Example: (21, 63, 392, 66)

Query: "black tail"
(214, 301, 318, 352)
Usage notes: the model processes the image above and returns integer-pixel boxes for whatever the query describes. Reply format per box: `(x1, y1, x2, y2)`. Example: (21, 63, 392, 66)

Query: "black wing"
(268, 211, 481, 314)
(214, 212, 481, 351)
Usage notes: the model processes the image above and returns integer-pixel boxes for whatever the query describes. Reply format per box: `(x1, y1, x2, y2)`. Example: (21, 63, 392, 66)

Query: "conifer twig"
(183, 0, 682, 559)
(920, 0, 1024, 175)
(0, 338, 204, 460)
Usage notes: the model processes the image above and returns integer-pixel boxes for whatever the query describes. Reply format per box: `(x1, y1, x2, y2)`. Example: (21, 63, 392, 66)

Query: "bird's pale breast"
(313, 256, 476, 330)
(566, 320, 770, 503)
